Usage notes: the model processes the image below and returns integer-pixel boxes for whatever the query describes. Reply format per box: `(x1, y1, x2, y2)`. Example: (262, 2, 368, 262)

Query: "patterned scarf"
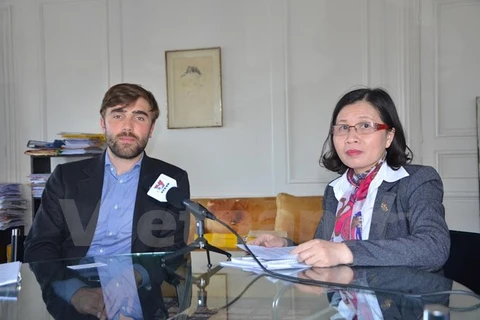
(331, 157, 385, 242)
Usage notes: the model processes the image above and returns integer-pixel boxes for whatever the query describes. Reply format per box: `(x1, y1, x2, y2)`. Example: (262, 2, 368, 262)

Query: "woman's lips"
(346, 149, 362, 156)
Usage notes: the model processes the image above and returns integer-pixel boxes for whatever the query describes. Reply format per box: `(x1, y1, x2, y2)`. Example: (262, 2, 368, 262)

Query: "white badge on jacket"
(147, 174, 177, 202)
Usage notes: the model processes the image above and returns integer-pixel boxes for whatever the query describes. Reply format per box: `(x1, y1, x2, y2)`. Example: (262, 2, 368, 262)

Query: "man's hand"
(295, 266, 354, 295)
(71, 287, 107, 319)
(134, 269, 142, 287)
(247, 234, 287, 247)
(103, 268, 138, 318)
(291, 239, 353, 267)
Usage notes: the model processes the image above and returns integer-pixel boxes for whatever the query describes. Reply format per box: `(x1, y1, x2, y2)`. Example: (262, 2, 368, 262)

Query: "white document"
(67, 262, 107, 270)
(237, 244, 298, 260)
(0, 261, 21, 287)
(220, 256, 308, 271)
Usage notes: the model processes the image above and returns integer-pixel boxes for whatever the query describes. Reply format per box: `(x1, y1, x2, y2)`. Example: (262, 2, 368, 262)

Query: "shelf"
(29, 153, 102, 158)
(29, 153, 98, 219)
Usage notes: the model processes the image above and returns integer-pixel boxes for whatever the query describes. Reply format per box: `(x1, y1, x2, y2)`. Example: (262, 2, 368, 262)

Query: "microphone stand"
(162, 216, 231, 269)
(192, 264, 224, 311)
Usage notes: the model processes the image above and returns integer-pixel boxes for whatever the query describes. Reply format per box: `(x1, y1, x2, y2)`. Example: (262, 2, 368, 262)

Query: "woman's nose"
(345, 128, 359, 142)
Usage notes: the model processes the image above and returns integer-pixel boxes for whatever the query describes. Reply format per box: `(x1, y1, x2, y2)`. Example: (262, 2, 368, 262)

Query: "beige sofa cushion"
(274, 193, 323, 244)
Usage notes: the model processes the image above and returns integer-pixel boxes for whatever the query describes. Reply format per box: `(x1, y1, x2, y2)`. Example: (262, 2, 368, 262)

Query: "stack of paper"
(220, 244, 309, 271)
(0, 261, 21, 301)
(220, 256, 308, 271)
(59, 132, 106, 155)
(24, 132, 106, 156)
(28, 173, 51, 198)
(237, 244, 298, 260)
(0, 184, 26, 230)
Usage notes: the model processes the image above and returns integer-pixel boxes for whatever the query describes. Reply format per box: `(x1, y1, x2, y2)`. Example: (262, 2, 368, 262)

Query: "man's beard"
(106, 132, 148, 159)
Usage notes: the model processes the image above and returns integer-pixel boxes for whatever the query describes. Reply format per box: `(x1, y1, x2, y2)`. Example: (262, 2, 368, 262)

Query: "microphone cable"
(209, 217, 480, 313)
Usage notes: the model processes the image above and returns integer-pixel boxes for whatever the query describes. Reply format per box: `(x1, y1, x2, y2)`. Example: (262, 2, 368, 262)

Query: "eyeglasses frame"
(331, 122, 391, 136)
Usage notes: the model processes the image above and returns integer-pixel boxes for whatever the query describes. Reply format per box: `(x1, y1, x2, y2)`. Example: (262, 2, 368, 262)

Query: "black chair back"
(443, 230, 480, 294)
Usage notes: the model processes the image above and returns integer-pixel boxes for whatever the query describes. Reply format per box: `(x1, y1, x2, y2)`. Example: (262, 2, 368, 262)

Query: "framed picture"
(165, 47, 223, 129)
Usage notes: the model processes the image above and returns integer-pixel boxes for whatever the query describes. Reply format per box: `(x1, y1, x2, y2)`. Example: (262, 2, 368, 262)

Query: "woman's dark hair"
(320, 87, 413, 174)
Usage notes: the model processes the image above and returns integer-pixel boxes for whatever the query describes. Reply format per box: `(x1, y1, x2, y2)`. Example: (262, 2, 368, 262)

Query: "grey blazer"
(315, 164, 450, 272)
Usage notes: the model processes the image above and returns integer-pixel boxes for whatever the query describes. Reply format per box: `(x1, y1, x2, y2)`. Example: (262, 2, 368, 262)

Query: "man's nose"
(122, 117, 133, 132)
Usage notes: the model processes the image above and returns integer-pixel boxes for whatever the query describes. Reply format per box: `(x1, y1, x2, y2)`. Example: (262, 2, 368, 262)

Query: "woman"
(250, 87, 450, 271)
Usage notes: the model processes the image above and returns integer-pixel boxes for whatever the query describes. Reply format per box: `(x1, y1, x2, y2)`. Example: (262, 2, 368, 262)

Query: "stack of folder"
(58, 132, 106, 155)
(24, 132, 106, 156)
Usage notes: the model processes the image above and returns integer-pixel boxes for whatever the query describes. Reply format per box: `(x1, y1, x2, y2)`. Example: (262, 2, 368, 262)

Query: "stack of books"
(28, 174, 51, 198)
(24, 132, 106, 156)
(58, 132, 106, 155)
(0, 184, 26, 231)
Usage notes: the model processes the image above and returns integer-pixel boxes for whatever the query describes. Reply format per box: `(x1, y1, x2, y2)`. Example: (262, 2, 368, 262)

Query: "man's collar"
(105, 150, 144, 171)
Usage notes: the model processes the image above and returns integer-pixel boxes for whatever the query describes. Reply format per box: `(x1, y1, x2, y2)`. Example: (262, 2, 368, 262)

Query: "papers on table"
(236, 244, 298, 260)
(220, 244, 309, 272)
(220, 256, 308, 271)
(0, 262, 21, 287)
(67, 262, 107, 270)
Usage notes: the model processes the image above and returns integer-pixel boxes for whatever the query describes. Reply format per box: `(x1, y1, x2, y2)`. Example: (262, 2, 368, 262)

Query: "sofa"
(188, 193, 324, 248)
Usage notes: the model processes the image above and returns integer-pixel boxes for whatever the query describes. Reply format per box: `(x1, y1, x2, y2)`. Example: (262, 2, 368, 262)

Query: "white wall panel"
(7, 0, 434, 207)
(0, 5, 17, 183)
(436, 1, 480, 137)
(286, 0, 367, 188)
(119, 0, 273, 197)
(438, 150, 478, 199)
(41, 0, 108, 138)
(444, 198, 480, 232)
(421, 0, 480, 232)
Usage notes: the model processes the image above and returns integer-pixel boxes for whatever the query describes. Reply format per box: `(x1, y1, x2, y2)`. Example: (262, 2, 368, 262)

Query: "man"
(24, 83, 190, 319)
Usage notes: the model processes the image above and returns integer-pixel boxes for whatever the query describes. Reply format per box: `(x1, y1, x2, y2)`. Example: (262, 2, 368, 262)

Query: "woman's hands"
(291, 239, 353, 267)
(247, 234, 288, 247)
(249, 235, 353, 268)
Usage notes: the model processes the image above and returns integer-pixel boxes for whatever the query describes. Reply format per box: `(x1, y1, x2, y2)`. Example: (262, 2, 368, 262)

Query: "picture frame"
(165, 47, 223, 129)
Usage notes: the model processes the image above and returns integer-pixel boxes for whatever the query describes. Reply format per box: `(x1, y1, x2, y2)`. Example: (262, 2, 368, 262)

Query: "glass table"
(1, 251, 479, 319)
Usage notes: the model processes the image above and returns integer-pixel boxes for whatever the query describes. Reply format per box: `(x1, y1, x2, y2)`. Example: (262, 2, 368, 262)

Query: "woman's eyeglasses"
(331, 122, 390, 136)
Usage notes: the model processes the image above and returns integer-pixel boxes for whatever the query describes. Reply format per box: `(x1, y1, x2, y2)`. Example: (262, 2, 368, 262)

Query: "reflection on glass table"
(3, 251, 480, 319)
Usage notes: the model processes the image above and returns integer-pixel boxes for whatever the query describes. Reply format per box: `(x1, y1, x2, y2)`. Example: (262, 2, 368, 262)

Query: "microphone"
(166, 187, 217, 221)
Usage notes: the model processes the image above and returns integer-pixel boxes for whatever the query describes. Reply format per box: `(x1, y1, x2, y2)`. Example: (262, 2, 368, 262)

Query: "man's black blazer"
(24, 151, 191, 265)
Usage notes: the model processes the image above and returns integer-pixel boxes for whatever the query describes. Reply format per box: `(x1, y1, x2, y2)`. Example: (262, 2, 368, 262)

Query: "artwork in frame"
(165, 47, 223, 129)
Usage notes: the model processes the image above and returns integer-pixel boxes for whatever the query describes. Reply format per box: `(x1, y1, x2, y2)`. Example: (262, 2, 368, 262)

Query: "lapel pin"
(381, 202, 389, 212)
(381, 299, 392, 310)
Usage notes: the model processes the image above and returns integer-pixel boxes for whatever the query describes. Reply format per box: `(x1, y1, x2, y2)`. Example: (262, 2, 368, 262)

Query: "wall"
(0, 3, 16, 183)
(2, 0, 415, 191)
(1, 0, 478, 231)
(420, 0, 480, 232)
